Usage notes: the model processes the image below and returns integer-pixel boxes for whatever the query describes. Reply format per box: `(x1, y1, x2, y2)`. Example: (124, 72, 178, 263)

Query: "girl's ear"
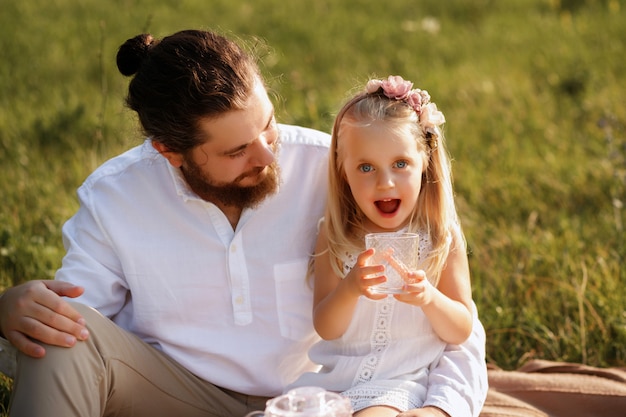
(152, 141, 184, 168)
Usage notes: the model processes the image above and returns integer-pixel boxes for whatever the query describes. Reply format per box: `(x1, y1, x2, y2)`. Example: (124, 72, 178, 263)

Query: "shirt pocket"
(274, 260, 315, 341)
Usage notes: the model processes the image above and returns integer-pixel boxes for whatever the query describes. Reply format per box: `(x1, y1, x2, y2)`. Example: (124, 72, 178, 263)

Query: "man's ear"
(152, 141, 184, 168)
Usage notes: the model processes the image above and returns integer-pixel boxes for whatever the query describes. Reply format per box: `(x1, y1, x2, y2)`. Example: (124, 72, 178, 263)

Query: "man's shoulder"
(81, 140, 161, 190)
(278, 124, 331, 149)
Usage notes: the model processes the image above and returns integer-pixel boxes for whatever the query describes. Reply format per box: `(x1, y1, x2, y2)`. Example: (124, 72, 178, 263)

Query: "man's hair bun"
(116, 34, 155, 76)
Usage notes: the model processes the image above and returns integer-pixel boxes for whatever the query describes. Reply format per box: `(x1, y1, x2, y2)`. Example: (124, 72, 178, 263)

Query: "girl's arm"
(312, 228, 386, 340)
(395, 226, 473, 344)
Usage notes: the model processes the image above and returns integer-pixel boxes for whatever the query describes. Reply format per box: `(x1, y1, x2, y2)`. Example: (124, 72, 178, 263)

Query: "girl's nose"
(376, 170, 395, 189)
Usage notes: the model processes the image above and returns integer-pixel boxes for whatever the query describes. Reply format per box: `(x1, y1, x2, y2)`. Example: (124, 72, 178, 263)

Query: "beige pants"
(9, 303, 270, 417)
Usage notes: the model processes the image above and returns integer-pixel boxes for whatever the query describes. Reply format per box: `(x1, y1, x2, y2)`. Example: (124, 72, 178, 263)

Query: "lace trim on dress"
(342, 250, 395, 388)
(343, 385, 422, 412)
(353, 297, 394, 386)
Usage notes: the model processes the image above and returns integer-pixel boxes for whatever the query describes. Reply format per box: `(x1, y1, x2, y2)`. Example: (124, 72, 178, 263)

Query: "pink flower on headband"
(366, 75, 413, 99)
(366, 75, 434, 115)
(365, 75, 446, 144)
(420, 102, 446, 141)
(421, 103, 445, 127)
(406, 92, 425, 113)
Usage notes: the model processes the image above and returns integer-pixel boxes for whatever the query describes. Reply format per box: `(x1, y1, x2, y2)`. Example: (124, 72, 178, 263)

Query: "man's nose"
(250, 137, 275, 166)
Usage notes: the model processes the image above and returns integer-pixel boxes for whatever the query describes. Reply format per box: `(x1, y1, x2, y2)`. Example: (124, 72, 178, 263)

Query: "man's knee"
(67, 301, 103, 322)
(16, 303, 109, 373)
(67, 302, 116, 337)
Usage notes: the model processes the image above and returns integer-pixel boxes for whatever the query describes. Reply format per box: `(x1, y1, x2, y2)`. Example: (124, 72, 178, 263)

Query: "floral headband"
(365, 75, 445, 150)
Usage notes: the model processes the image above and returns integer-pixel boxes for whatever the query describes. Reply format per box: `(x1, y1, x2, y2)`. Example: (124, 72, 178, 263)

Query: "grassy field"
(1, 0, 625, 411)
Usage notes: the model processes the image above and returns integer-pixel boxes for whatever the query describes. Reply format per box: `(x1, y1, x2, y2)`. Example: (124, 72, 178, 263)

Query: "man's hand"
(0, 280, 89, 357)
(397, 406, 450, 417)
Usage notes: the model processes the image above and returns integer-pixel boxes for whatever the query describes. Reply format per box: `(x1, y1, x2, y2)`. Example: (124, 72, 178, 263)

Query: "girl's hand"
(345, 248, 388, 301)
(312, 246, 388, 340)
(393, 270, 436, 306)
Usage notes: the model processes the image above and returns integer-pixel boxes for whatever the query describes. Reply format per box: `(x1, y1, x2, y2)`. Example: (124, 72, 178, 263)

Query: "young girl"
(290, 76, 474, 416)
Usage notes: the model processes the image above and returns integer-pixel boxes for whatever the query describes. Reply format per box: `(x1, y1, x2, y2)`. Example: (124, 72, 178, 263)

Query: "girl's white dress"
(289, 230, 447, 412)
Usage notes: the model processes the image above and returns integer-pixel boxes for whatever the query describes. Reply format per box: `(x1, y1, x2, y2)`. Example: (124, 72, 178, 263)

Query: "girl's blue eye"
(358, 164, 373, 173)
(395, 160, 408, 169)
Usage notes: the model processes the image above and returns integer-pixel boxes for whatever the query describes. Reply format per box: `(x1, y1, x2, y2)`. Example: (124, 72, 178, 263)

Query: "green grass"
(1, 0, 625, 411)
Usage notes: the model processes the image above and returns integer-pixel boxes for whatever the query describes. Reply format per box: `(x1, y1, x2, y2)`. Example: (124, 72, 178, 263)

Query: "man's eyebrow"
(221, 142, 249, 156)
(220, 111, 275, 156)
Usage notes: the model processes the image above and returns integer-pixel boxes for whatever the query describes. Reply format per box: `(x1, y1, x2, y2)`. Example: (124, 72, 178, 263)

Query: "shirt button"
(235, 296, 244, 305)
(231, 245, 237, 252)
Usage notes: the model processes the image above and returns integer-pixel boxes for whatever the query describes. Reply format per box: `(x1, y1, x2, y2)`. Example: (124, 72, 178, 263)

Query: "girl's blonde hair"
(322, 86, 463, 285)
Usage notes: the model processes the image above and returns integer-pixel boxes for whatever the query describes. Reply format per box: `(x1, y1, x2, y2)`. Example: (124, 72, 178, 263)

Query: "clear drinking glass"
(365, 232, 420, 294)
(244, 386, 353, 417)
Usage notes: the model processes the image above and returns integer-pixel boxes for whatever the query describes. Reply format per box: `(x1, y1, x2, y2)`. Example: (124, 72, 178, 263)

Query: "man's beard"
(182, 158, 281, 209)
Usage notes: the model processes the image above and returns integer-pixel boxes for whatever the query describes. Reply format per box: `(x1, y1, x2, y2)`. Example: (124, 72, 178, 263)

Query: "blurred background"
(0, 0, 625, 409)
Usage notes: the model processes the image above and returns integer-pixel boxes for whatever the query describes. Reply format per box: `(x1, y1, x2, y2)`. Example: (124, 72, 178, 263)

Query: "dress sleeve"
(423, 303, 489, 417)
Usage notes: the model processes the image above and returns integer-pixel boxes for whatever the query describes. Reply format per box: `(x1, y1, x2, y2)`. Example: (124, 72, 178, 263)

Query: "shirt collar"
(165, 161, 203, 202)
(143, 139, 203, 203)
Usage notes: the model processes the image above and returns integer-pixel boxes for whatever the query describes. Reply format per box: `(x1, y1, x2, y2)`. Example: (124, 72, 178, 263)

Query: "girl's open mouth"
(375, 199, 400, 214)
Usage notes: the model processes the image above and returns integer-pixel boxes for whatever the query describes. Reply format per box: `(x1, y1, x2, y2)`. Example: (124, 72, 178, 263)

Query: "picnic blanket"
(481, 360, 626, 416)
(2, 336, 626, 416)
